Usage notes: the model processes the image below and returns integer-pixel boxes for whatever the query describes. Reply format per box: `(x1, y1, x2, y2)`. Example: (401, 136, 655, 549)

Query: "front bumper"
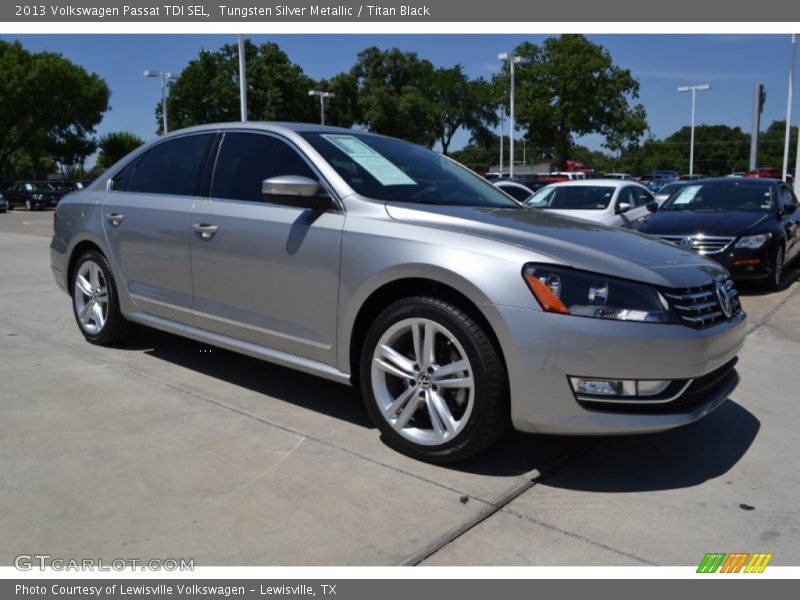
(705, 245, 776, 281)
(498, 305, 747, 435)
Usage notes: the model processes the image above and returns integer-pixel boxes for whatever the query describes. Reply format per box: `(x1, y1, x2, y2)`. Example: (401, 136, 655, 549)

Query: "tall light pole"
(499, 52, 529, 177)
(783, 34, 797, 182)
(677, 84, 710, 176)
(308, 90, 335, 125)
(498, 107, 504, 175)
(238, 35, 248, 122)
(144, 70, 178, 134)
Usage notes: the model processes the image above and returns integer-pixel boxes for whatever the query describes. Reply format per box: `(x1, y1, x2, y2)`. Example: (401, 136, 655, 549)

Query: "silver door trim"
(125, 311, 350, 385)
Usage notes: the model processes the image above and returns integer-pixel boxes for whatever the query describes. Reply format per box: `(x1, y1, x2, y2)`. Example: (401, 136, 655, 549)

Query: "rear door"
(102, 132, 216, 324)
(189, 131, 345, 365)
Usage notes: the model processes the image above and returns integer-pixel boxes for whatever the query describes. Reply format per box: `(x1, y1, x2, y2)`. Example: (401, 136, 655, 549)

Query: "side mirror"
(646, 201, 659, 213)
(616, 202, 632, 214)
(261, 175, 331, 211)
(782, 204, 797, 215)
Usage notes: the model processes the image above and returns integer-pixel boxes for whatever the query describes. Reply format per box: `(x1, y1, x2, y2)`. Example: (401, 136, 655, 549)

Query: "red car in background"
(745, 167, 793, 183)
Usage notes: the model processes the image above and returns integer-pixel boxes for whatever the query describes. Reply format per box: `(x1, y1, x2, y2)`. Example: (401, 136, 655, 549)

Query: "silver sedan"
(51, 123, 746, 463)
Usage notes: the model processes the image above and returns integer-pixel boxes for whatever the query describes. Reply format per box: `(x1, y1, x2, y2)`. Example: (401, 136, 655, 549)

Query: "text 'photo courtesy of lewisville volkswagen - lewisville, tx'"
(1, 1, 800, 592)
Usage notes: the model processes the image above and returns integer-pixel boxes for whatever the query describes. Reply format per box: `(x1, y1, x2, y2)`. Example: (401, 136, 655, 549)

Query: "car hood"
(640, 209, 770, 237)
(385, 203, 727, 288)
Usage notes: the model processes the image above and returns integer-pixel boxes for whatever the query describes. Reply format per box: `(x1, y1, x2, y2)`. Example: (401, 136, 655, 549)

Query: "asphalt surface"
(1, 208, 798, 566)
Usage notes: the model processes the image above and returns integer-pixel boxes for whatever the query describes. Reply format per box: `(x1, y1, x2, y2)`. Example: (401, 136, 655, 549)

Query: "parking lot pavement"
(1, 215, 798, 566)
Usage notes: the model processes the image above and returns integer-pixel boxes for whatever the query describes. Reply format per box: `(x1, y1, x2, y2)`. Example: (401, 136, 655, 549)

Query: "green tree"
(97, 131, 145, 169)
(348, 47, 438, 146)
(160, 41, 318, 133)
(449, 137, 501, 173)
(499, 35, 647, 169)
(0, 40, 109, 178)
(759, 120, 799, 171)
(430, 66, 498, 155)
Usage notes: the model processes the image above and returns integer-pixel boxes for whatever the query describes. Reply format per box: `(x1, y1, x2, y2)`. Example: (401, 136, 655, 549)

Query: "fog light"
(636, 380, 671, 396)
(570, 377, 672, 398)
(571, 378, 634, 396)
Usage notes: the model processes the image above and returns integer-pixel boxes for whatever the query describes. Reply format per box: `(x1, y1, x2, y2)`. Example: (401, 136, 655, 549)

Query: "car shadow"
(123, 326, 373, 429)
(532, 400, 760, 492)
(117, 327, 759, 486)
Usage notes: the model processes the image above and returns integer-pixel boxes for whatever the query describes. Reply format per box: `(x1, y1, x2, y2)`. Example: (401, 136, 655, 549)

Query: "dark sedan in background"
(639, 178, 800, 290)
(4, 181, 65, 211)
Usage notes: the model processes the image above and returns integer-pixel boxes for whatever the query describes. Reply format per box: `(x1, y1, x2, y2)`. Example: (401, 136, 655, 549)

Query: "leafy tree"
(160, 41, 318, 133)
(759, 120, 798, 172)
(347, 47, 439, 146)
(97, 131, 145, 169)
(498, 35, 647, 169)
(0, 40, 109, 178)
(430, 66, 497, 155)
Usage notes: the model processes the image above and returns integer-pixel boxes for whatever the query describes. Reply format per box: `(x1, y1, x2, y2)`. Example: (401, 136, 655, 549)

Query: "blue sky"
(2, 34, 797, 160)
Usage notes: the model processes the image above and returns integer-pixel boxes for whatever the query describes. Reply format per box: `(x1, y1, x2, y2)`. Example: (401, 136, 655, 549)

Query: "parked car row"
(0, 179, 93, 212)
(490, 173, 800, 292)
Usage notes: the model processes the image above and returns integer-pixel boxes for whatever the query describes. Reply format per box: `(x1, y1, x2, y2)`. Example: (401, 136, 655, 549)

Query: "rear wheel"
(360, 296, 509, 463)
(71, 250, 132, 345)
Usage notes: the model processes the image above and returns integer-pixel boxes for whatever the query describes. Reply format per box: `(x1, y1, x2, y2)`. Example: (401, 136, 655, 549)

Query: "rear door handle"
(192, 223, 219, 239)
(105, 213, 125, 226)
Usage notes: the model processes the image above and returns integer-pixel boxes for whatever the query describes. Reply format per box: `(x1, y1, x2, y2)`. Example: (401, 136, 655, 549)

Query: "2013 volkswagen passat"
(51, 123, 747, 463)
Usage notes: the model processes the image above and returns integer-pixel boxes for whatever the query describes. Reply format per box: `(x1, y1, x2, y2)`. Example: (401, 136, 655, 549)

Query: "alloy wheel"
(73, 260, 109, 335)
(370, 317, 475, 446)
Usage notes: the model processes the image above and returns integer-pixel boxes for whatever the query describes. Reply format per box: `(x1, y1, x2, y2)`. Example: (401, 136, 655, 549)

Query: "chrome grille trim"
(660, 235, 735, 254)
(663, 279, 742, 329)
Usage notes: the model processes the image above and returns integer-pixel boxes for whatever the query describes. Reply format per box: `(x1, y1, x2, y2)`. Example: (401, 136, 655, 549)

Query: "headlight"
(32, 194, 43, 200)
(735, 233, 772, 249)
(522, 265, 678, 323)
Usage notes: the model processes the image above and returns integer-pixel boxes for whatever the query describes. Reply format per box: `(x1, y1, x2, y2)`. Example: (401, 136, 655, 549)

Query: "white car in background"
(524, 179, 656, 229)
(603, 172, 635, 181)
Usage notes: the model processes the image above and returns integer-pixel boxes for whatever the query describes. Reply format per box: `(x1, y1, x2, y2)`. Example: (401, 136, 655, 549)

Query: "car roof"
(687, 177, 777, 187)
(541, 179, 645, 189)
(159, 121, 368, 139)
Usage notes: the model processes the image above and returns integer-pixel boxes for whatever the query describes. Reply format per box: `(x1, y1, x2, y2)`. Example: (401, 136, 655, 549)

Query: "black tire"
(360, 296, 509, 463)
(70, 250, 132, 346)
(763, 244, 785, 292)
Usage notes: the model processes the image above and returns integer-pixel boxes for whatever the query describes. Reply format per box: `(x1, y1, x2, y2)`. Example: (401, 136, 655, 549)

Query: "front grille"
(577, 358, 738, 414)
(660, 235, 734, 254)
(662, 280, 741, 329)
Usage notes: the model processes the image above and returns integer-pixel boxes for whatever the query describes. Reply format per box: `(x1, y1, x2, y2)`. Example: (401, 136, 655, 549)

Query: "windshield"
(525, 185, 615, 210)
(661, 183, 775, 212)
(25, 183, 55, 192)
(300, 132, 520, 208)
(658, 183, 684, 196)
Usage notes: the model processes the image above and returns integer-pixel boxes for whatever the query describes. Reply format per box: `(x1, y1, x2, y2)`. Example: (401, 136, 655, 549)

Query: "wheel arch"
(344, 273, 509, 387)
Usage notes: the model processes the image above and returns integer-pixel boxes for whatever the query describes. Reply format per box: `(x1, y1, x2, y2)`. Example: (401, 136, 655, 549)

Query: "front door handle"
(105, 213, 125, 226)
(192, 223, 219, 239)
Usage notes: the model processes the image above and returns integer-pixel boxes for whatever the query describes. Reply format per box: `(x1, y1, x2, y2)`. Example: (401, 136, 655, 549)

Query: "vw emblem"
(679, 237, 694, 249)
(715, 281, 733, 319)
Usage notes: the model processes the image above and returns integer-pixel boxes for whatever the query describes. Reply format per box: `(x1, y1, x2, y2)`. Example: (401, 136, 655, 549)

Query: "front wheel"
(360, 296, 509, 463)
(71, 250, 132, 345)
(763, 245, 785, 292)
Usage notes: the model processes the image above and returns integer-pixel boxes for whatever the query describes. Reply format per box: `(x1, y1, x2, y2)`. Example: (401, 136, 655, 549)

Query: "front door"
(189, 131, 344, 365)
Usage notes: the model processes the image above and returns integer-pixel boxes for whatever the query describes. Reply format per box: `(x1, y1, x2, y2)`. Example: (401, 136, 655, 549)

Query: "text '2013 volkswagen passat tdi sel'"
(51, 123, 747, 463)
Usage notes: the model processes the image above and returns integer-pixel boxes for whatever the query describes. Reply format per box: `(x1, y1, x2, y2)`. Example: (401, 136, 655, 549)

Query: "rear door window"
(126, 134, 215, 196)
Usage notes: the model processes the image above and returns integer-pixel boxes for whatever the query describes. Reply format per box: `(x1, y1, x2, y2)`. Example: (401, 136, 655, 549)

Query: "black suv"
(639, 178, 799, 290)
